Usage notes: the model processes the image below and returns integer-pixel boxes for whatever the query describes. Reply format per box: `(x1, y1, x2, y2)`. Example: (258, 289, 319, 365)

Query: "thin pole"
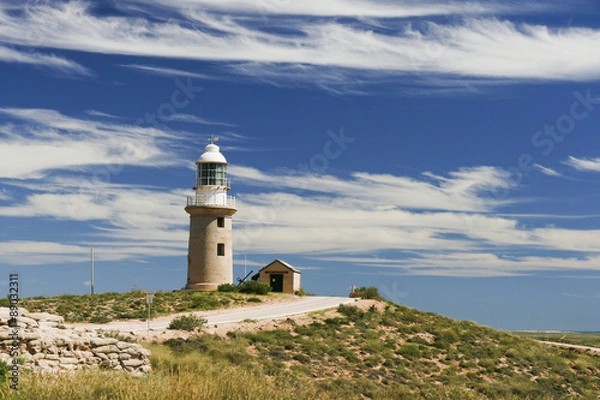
(90, 249, 95, 295)
(244, 255, 247, 278)
(146, 294, 153, 331)
(147, 301, 151, 331)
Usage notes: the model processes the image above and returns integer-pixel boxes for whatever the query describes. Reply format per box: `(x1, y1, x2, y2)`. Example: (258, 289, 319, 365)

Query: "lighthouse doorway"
(270, 274, 284, 293)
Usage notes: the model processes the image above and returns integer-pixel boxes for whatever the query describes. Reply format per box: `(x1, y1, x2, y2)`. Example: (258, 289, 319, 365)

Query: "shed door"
(270, 274, 284, 293)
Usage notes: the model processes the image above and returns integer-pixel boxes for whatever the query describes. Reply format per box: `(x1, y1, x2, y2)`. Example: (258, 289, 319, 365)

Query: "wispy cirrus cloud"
(563, 156, 600, 172)
(0, 239, 186, 266)
(133, 0, 535, 18)
(0, 44, 90, 75)
(84, 110, 124, 119)
(2, 158, 600, 275)
(0, 1, 598, 88)
(0, 108, 180, 179)
(0, 176, 189, 264)
(316, 253, 600, 278)
(165, 113, 236, 127)
(230, 165, 515, 212)
(119, 64, 216, 80)
(0, 241, 91, 266)
(0, 188, 10, 201)
(231, 173, 600, 257)
(535, 163, 562, 177)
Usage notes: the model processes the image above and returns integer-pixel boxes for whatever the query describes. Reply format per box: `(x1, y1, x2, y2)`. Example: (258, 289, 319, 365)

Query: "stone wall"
(0, 307, 151, 376)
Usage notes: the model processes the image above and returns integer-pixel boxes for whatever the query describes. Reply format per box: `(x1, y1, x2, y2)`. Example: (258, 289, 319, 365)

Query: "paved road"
(80, 296, 357, 333)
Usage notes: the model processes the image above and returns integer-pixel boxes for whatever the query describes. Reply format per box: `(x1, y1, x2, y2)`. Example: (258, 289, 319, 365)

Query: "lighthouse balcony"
(187, 195, 236, 208)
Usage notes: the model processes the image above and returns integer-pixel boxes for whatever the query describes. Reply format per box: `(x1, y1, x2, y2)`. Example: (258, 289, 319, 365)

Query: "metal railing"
(186, 195, 236, 208)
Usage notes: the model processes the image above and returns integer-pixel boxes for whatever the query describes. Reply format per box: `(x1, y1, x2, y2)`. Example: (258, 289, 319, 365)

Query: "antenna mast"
(90, 249, 95, 295)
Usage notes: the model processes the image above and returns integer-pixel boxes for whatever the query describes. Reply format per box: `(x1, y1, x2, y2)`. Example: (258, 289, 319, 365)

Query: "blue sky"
(1, 0, 600, 330)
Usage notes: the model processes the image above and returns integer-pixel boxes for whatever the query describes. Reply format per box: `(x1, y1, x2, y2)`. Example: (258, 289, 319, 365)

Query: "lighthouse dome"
(196, 143, 227, 164)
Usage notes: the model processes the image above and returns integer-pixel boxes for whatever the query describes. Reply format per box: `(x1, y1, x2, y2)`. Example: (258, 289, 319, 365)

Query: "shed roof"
(259, 259, 302, 274)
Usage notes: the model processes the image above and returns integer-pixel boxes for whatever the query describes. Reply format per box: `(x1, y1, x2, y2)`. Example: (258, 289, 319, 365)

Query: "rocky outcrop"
(0, 308, 151, 376)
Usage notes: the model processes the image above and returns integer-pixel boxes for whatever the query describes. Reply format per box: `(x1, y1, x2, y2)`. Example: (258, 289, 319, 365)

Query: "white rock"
(122, 358, 144, 367)
(93, 345, 120, 354)
(91, 338, 118, 347)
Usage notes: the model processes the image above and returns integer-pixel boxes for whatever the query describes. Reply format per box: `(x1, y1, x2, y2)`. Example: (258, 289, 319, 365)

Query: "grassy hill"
(2, 296, 600, 399)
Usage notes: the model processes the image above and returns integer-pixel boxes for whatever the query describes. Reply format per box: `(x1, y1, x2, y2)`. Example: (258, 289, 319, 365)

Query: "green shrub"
(168, 314, 207, 331)
(352, 286, 382, 300)
(217, 283, 239, 293)
(398, 344, 421, 360)
(247, 297, 262, 303)
(90, 312, 110, 324)
(338, 304, 365, 321)
(238, 280, 271, 295)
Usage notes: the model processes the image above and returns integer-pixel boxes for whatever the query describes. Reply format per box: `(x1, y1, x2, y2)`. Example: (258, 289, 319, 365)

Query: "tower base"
(184, 282, 220, 291)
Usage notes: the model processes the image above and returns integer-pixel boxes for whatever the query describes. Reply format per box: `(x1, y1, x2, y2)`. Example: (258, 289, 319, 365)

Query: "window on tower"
(217, 217, 225, 228)
(217, 243, 225, 256)
(197, 163, 227, 186)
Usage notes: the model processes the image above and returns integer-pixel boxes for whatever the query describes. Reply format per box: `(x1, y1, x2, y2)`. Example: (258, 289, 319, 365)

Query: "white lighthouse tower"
(184, 139, 237, 291)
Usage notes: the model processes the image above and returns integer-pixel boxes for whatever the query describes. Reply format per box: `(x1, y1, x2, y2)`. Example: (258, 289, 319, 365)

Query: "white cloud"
(84, 110, 123, 119)
(0, 108, 179, 179)
(166, 113, 236, 127)
(0, 188, 10, 201)
(0, 2, 597, 86)
(231, 165, 514, 212)
(316, 253, 600, 277)
(119, 64, 216, 80)
(0, 239, 186, 266)
(3, 161, 600, 275)
(535, 163, 562, 177)
(138, 0, 512, 18)
(0, 177, 190, 264)
(0, 44, 90, 75)
(563, 156, 600, 172)
(232, 178, 600, 256)
(0, 176, 188, 229)
(0, 241, 90, 265)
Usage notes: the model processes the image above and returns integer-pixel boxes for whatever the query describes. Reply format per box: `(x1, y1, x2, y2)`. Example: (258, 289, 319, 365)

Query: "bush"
(168, 314, 207, 331)
(247, 297, 262, 303)
(350, 286, 382, 300)
(238, 280, 272, 295)
(398, 344, 421, 360)
(217, 283, 239, 293)
(90, 312, 111, 324)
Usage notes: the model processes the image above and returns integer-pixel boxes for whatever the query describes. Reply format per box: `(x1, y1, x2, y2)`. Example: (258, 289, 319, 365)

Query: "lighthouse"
(184, 139, 237, 291)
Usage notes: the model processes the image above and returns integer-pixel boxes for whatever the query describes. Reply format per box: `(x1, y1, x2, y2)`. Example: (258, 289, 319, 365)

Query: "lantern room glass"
(197, 163, 227, 186)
